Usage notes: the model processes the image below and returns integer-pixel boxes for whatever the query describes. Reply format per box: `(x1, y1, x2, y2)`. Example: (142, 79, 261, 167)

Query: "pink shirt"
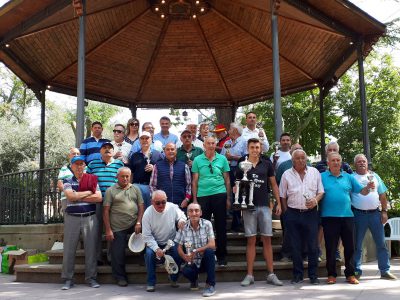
(279, 166, 324, 209)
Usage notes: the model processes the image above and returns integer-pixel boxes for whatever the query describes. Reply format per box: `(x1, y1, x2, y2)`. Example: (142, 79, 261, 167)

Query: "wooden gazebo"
(0, 0, 386, 164)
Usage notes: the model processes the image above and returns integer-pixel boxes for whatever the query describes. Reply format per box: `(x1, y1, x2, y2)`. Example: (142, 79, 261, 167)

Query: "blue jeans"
(144, 244, 181, 286)
(136, 184, 151, 208)
(353, 209, 390, 275)
(110, 226, 133, 281)
(181, 248, 216, 286)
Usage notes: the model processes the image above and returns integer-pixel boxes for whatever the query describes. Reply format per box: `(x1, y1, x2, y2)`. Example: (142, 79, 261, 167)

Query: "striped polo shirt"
(87, 158, 124, 198)
(79, 136, 111, 164)
(63, 176, 97, 214)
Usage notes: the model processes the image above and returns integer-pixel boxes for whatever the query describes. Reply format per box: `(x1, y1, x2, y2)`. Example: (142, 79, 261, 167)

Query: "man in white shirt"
(111, 124, 131, 164)
(270, 132, 292, 169)
(241, 112, 269, 152)
(279, 149, 324, 285)
(142, 190, 187, 292)
(351, 154, 396, 280)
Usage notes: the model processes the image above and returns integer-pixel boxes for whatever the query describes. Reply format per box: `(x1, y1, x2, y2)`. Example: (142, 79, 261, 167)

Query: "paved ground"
(1, 259, 399, 300)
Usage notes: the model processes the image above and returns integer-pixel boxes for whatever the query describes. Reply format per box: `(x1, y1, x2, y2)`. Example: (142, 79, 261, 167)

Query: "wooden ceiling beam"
(11, 0, 139, 43)
(285, 0, 358, 38)
(49, 6, 150, 82)
(195, 18, 232, 100)
(135, 18, 170, 102)
(212, 8, 315, 81)
(0, 0, 71, 44)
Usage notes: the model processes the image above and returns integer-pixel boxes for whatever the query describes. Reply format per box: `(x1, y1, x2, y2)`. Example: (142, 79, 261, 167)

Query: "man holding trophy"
(175, 203, 217, 297)
(235, 138, 283, 287)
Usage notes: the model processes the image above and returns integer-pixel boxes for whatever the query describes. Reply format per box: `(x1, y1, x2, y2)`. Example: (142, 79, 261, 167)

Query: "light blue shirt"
(153, 132, 178, 147)
(220, 136, 247, 167)
(321, 171, 364, 217)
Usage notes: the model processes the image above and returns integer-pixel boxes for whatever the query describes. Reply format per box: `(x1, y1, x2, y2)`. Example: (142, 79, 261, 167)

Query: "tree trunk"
(215, 107, 236, 129)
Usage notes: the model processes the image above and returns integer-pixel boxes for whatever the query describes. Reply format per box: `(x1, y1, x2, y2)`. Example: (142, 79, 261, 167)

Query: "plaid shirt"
(174, 219, 215, 267)
(149, 159, 192, 199)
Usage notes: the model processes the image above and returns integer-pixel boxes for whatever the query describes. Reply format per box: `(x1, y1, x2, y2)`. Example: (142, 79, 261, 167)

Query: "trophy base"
(233, 203, 242, 210)
(241, 204, 247, 209)
(246, 204, 255, 210)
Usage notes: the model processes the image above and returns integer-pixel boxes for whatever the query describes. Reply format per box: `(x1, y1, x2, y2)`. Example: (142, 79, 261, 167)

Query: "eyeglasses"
(209, 163, 213, 174)
(155, 200, 167, 206)
(130, 123, 139, 126)
(113, 130, 123, 134)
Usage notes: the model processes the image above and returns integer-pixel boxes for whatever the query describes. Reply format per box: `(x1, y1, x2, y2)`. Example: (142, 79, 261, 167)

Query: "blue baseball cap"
(71, 156, 86, 164)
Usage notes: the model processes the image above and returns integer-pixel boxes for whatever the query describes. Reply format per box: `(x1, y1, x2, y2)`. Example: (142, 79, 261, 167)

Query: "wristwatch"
(136, 222, 141, 225)
(381, 209, 388, 212)
(192, 249, 197, 253)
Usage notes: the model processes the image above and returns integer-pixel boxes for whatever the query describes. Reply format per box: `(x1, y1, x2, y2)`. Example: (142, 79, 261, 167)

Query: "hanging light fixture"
(151, 0, 209, 20)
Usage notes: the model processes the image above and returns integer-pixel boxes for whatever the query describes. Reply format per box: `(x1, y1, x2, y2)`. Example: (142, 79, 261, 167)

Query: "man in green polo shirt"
(103, 167, 144, 287)
(192, 136, 231, 266)
(176, 129, 204, 168)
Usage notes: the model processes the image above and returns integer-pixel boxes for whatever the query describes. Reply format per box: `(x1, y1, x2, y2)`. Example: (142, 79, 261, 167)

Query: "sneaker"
(117, 279, 128, 287)
(218, 259, 227, 267)
(203, 285, 216, 297)
(61, 280, 73, 290)
(346, 275, 359, 284)
(381, 272, 397, 280)
(310, 278, 320, 285)
(190, 280, 199, 291)
(326, 276, 336, 284)
(146, 285, 155, 292)
(168, 275, 179, 288)
(280, 256, 291, 263)
(87, 279, 100, 288)
(241, 274, 255, 287)
(290, 277, 303, 284)
(267, 273, 283, 286)
(354, 271, 361, 280)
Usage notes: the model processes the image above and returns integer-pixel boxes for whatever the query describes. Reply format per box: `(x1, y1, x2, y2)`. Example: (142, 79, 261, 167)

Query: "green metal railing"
(0, 167, 63, 225)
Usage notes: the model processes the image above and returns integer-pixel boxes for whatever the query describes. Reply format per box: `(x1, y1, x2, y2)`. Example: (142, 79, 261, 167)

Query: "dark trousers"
(181, 248, 216, 286)
(198, 193, 227, 260)
(285, 208, 319, 279)
(229, 167, 242, 230)
(110, 226, 134, 281)
(322, 217, 355, 277)
(280, 213, 292, 258)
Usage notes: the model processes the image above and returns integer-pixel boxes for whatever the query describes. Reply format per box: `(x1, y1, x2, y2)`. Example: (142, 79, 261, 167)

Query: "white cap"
(139, 131, 151, 138)
(128, 233, 145, 253)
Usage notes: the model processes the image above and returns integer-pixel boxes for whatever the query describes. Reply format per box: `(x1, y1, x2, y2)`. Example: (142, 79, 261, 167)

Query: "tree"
(0, 67, 38, 123)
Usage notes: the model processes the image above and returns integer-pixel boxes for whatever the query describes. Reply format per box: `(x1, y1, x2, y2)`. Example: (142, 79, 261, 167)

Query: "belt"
(352, 207, 379, 214)
(288, 207, 316, 213)
(68, 211, 96, 217)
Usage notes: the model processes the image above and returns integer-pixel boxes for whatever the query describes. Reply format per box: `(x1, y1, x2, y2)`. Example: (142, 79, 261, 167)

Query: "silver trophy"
(247, 181, 255, 209)
(224, 143, 232, 154)
(256, 122, 265, 140)
(184, 241, 193, 265)
(271, 141, 281, 160)
(367, 172, 375, 192)
(239, 156, 252, 181)
(157, 239, 175, 260)
(186, 152, 192, 162)
(303, 192, 311, 205)
(233, 180, 241, 209)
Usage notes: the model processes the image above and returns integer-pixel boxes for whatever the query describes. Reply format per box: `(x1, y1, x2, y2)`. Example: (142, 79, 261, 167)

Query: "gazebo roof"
(0, 0, 385, 108)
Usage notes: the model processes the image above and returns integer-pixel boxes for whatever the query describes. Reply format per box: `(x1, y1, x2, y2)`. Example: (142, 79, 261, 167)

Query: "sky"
(1, 0, 399, 132)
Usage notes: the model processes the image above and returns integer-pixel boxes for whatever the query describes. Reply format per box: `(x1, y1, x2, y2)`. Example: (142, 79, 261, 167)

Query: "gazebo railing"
(0, 167, 63, 225)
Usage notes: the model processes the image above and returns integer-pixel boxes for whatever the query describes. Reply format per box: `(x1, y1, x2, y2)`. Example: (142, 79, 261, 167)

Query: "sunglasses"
(130, 123, 139, 126)
(209, 163, 213, 174)
(113, 130, 123, 133)
(155, 200, 167, 206)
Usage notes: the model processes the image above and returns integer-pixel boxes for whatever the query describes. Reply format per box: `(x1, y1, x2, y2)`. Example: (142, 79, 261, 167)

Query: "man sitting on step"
(175, 203, 217, 297)
(142, 190, 186, 292)
(236, 138, 283, 287)
(61, 155, 102, 290)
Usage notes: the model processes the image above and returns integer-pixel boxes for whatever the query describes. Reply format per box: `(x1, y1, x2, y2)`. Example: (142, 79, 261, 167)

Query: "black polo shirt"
(235, 157, 274, 207)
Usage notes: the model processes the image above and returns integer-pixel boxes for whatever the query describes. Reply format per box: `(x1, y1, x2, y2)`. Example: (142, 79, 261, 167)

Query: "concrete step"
(15, 260, 341, 284)
(47, 245, 283, 265)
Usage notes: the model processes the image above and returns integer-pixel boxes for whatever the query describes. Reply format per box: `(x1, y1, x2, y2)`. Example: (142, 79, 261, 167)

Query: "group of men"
(57, 111, 396, 296)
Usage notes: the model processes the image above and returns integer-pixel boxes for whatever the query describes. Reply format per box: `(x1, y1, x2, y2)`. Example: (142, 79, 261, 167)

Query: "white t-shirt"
(270, 150, 291, 169)
(351, 172, 387, 210)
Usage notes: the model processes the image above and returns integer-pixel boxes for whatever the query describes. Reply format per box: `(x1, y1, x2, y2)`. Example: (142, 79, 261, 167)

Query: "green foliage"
(0, 68, 38, 123)
(65, 101, 120, 138)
